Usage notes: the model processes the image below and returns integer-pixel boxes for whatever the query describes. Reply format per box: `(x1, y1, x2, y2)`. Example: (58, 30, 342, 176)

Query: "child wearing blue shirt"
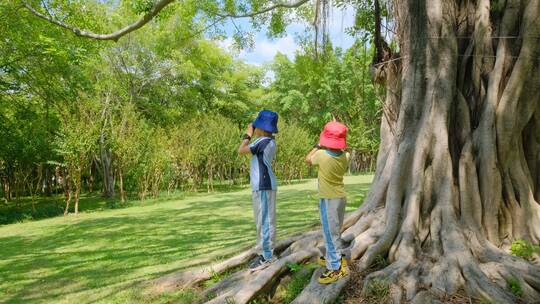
(238, 110, 279, 270)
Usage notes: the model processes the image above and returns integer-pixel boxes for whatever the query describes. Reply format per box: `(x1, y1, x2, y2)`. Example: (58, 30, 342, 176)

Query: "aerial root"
(479, 262, 540, 303)
(342, 207, 386, 243)
(349, 226, 383, 260)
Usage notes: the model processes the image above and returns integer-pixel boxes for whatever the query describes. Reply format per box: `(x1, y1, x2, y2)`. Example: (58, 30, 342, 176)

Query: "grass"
(363, 277, 390, 302)
(281, 263, 318, 303)
(506, 277, 523, 298)
(0, 175, 372, 304)
(0, 180, 256, 225)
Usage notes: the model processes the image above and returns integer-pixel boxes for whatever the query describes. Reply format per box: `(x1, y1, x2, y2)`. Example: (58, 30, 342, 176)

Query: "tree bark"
(62, 169, 71, 216)
(99, 139, 115, 198)
(119, 169, 126, 204)
(73, 167, 81, 215)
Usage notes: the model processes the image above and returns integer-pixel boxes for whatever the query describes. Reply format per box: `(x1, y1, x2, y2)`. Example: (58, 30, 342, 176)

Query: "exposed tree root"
(205, 249, 318, 304)
(148, 232, 311, 293)
(291, 267, 350, 304)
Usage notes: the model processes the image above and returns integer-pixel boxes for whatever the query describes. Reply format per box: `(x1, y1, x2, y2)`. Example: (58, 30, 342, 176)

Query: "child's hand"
(246, 123, 254, 137)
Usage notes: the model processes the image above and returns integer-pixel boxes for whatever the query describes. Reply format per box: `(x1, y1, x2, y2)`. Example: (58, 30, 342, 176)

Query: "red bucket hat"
(319, 121, 348, 149)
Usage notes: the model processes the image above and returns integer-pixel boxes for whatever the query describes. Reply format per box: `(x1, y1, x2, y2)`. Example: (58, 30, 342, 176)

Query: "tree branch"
(214, 0, 310, 18)
(23, 0, 310, 42)
(23, 0, 175, 41)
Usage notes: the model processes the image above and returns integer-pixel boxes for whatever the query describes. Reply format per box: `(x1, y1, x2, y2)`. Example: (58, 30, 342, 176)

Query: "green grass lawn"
(0, 175, 373, 304)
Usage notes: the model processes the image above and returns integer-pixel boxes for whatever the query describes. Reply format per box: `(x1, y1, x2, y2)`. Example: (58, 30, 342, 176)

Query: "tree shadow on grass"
(0, 178, 372, 304)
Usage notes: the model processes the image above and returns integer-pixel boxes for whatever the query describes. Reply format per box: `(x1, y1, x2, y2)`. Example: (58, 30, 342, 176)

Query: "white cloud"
(242, 35, 297, 62)
(216, 35, 300, 65)
(215, 37, 234, 50)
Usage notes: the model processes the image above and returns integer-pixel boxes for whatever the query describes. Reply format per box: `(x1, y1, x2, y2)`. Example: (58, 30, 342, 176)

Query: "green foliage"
(269, 9, 287, 37)
(54, 101, 100, 169)
(506, 277, 523, 297)
(282, 265, 315, 303)
(204, 269, 229, 288)
(265, 41, 381, 159)
(168, 114, 243, 191)
(275, 121, 313, 182)
(0, 202, 64, 225)
(0, 1, 270, 203)
(510, 239, 540, 259)
(131, 0, 155, 14)
(1, 0, 379, 214)
(287, 262, 303, 272)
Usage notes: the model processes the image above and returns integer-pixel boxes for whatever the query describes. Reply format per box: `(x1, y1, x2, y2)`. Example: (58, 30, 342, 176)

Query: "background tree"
(266, 40, 380, 171)
(54, 101, 99, 215)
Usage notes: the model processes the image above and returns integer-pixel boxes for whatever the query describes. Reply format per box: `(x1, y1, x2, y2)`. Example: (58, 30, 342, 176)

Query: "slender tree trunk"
(43, 164, 52, 197)
(98, 93, 115, 198)
(1, 174, 10, 203)
(30, 165, 41, 212)
(88, 162, 95, 193)
(119, 168, 125, 204)
(63, 169, 71, 216)
(100, 142, 115, 198)
(73, 166, 82, 215)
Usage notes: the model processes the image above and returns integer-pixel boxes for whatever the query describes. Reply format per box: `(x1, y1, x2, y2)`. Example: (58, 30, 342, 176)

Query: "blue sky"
(215, 5, 357, 66)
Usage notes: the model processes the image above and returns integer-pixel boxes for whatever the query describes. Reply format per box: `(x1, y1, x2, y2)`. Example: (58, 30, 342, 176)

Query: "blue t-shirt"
(249, 137, 277, 191)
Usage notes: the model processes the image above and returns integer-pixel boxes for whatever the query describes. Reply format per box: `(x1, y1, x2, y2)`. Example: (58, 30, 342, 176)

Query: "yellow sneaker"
(317, 255, 348, 268)
(317, 265, 348, 284)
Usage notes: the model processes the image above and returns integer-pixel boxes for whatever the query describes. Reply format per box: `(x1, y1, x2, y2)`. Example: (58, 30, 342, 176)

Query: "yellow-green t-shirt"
(311, 150, 350, 198)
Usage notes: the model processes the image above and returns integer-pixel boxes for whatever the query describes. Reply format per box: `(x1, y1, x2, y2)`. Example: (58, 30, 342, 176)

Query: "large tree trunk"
(340, 0, 540, 301)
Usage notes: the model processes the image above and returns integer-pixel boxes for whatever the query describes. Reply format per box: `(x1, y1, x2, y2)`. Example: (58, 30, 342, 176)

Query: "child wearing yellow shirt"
(305, 121, 350, 284)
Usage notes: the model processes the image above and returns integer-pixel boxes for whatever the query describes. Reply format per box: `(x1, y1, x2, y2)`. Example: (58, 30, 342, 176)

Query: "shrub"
(169, 114, 244, 191)
(274, 121, 313, 183)
(510, 239, 540, 259)
(507, 277, 523, 297)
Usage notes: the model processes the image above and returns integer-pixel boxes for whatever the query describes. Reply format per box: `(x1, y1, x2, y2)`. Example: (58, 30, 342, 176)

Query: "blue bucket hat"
(252, 110, 279, 133)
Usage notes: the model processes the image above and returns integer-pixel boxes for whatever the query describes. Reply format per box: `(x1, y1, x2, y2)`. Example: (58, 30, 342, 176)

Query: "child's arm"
(305, 144, 322, 165)
(238, 123, 254, 155)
